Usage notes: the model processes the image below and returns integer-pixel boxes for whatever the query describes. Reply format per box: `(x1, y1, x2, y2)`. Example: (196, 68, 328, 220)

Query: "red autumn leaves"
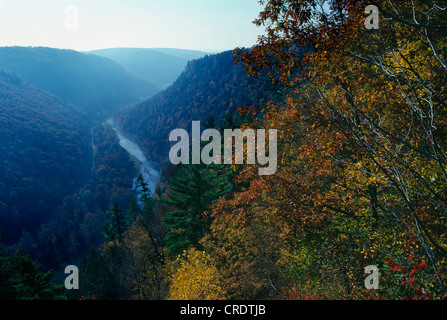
(387, 257, 434, 295)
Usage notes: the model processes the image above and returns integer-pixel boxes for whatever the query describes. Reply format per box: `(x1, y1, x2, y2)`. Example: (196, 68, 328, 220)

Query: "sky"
(0, 0, 265, 52)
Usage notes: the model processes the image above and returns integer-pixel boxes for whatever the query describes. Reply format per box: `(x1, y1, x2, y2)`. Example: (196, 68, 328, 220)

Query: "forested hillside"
(74, 0, 447, 301)
(114, 50, 284, 166)
(0, 47, 158, 117)
(0, 71, 91, 243)
(0, 121, 140, 298)
(2, 0, 447, 302)
(18, 123, 139, 270)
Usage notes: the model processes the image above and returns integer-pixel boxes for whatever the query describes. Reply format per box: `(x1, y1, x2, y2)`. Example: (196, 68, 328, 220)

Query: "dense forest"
(114, 49, 289, 165)
(0, 71, 91, 243)
(1, 0, 447, 301)
(82, 0, 447, 300)
(13, 123, 138, 269)
(0, 118, 138, 298)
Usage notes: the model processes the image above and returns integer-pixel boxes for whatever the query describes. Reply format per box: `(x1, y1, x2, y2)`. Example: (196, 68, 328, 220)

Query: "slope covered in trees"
(0, 46, 164, 265)
(3, 1, 446, 301)
(212, 0, 447, 299)
(77, 0, 447, 301)
(0, 231, 64, 300)
(114, 50, 283, 166)
(19, 123, 139, 270)
(0, 71, 91, 243)
(0, 47, 158, 117)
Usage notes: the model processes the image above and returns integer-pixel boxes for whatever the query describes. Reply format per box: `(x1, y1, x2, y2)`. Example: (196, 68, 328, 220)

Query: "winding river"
(106, 118, 159, 199)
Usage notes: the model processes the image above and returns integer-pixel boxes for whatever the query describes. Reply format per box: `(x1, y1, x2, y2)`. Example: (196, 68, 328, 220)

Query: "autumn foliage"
(78, 0, 447, 300)
(167, 248, 225, 300)
(224, 0, 447, 299)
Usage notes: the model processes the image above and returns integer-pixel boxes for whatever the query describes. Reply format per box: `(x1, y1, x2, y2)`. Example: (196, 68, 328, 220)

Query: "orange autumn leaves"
(219, 0, 447, 298)
(166, 0, 447, 299)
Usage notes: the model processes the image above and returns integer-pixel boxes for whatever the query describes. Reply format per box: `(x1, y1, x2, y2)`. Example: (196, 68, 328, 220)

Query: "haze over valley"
(1, 1, 446, 302)
(0, 45, 271, 269)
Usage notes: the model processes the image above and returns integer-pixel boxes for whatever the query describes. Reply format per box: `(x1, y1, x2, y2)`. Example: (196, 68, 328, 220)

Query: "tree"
(103, 202, 127, 242)
(125, 184, 168, 299)
(231, 0, 447, 298)
(126, 196, 141, 222)
(0, 232, 58, 300)
(167, 248, 225, 300)
(162, 164, 233, 256)
(135, 173, 150, 203)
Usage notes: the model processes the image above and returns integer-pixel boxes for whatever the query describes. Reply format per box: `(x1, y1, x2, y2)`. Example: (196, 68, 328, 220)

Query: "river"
(106, 118, 159, 199)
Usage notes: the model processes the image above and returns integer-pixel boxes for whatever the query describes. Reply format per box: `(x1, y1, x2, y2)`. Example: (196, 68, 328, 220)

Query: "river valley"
(106, 118, 159, 199)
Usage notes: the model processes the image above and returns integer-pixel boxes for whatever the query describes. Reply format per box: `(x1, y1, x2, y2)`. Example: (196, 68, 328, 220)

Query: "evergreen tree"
(76, 247, 125, 300)
(135, 173, 150, 202)
(203, 116, 217, 129)
(219, 111, 239, 132)
(103, 202, 127, 242)
(126, 196, 141, 222)
(154, 185, 163, 199)
(0, 232, 58, 300)
(162, 164, 233, 256)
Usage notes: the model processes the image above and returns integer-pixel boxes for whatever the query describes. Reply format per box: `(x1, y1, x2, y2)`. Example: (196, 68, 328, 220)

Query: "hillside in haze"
(114, 50, 279, 166)
(0, 46, 212, 250)
(0, 71, 91, 243)
(2, 1, 446, 302)
(0, 47, 282, 270)
(0, 47, 158, 118)
(88, 48, 208, 89)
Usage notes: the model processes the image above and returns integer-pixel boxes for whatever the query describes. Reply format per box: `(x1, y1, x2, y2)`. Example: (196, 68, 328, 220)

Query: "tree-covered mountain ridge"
(0, 46, 158, 118)
(114, 49, 280, 166)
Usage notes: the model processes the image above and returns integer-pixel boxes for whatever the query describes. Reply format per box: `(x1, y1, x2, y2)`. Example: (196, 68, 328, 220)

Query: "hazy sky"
(0, 0, 265, 52)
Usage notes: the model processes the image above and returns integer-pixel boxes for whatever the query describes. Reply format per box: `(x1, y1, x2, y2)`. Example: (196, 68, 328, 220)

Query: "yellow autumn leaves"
(167, 248, 225, 300)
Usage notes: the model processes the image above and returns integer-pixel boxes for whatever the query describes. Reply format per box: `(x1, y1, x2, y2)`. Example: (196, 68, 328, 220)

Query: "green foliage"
(103, 202, 128, 242)
(0, 71, 91, 243)
(0, 233, 57, 300)
(15, 124, 138, 270)
(162, 164, 233, 256)
(114, 50, 278, 165)
(74, 190, 168, 300)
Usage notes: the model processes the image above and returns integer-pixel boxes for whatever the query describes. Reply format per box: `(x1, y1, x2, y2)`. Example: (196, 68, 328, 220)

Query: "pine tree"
(203, 116, 217, 129)
(0, 231, 56, 300)
(219, 111, 239, 132)
(135, 173, 150, 202)
(162, 164, 233, 256)
(126, 196, 141, 222)
(103, 202, 127, 242)
(154, 185, 163, 199)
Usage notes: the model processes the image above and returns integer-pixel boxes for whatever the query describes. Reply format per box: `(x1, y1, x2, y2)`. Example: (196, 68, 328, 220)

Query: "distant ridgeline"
(0, 46, 158, 118)
(114, 50, 284, 167)
(87, 47, 208, 90)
